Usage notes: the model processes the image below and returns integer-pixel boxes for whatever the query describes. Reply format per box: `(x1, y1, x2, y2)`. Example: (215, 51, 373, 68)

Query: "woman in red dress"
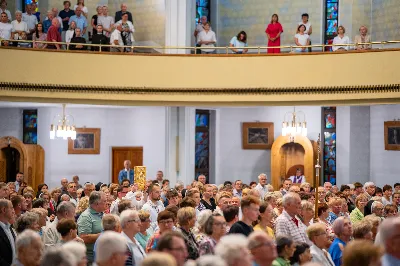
(265, 14, 283, 53)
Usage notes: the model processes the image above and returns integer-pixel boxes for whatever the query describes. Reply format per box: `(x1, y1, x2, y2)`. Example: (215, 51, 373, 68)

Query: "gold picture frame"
(384, 121, 400, 151)
(68, 128, 101, 154)
(242, 122, 274, 149)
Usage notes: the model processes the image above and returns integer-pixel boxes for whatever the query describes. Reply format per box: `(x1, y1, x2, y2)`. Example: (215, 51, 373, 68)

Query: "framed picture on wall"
(384, 121, 400, 151)
(68, 128, 101, 154)
(242, 122, 274, 149)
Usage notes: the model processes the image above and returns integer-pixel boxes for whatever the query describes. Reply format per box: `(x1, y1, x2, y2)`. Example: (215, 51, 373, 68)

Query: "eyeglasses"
(128, 218, 141, 223)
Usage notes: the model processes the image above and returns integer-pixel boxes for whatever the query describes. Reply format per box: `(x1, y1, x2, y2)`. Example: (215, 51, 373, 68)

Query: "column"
(165, 0, 193, 54)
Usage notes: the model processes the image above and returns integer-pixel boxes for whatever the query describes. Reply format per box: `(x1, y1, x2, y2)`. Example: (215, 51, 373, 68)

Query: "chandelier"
(49, 104, 76, 140)
(282, 107, 307, 141)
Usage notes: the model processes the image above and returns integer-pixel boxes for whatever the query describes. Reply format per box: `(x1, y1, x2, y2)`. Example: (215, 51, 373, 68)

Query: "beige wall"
(217, 0, 323, 49)
(371, 0, 400, 42)
(44, 0, 165, 45)
(1, 48, 400, 106)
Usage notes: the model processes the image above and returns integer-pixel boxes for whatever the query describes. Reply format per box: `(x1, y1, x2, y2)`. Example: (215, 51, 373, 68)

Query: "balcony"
(1, 40, 400, 106)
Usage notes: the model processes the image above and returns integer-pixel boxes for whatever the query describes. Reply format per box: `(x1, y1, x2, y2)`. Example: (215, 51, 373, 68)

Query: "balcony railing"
(1, 38, 400, 54)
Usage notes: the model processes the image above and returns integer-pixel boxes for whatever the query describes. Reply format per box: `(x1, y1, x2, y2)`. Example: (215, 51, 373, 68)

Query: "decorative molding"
(1, 82, 400, 95)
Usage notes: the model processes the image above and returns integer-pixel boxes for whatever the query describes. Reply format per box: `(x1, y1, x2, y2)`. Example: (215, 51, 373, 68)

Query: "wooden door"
(111, 147, 143, 184)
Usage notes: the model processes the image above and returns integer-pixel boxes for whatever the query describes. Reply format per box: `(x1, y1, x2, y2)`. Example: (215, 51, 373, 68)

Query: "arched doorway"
(0, 147, 20, 182)
(271, 135, 315, 190)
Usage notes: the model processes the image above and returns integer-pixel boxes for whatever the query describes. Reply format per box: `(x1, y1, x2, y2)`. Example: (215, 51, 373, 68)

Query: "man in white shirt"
(0, 1, 11, 22)
(141, 184, 165, 231)
(51, 8, 63, 31)
(194, 15, 211, 38)
(307, 223, 334, 266)
(110, 185, 129, 214)
(43, 201, 76, 248)
(255, 173, 268, 200)
(0, 12, 12, 45)
(110, 24, 123, 52)
(22, 4, 37, 37)
(97, 6, 114, 38)
(11, 11, 28, 45)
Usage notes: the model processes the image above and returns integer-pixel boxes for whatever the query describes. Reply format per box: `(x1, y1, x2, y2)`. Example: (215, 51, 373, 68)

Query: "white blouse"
(65, 29, 74, 43)
(73, 5, 88, 14)
(332, 35, 350, 51)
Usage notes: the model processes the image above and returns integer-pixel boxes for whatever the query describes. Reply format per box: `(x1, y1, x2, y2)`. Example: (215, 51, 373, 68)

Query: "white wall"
(0, 106, 167, 189)
(336, 106, 351, 185)
(370, 105, 400, 187)
(216, 106, 322, 185)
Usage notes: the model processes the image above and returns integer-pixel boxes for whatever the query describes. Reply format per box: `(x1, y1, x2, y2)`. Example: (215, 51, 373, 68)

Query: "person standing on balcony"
(0, 1, 11, 22)
(59, 1, 75, 43)
(97, 6, 114, 38)
(197, 22, 216, 54)
(0, 12, 12, 46)
(115, 3, 133, 23)
(266, 14, 283, 54)
(46, 18, 61, 50)
(354, 25, 371, 50)
(297, 13, 312, 52)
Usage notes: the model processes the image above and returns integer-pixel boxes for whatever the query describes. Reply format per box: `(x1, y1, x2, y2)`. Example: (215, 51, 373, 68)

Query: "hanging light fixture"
(282, 107, 307, 142)
(50, 104, 76, 140)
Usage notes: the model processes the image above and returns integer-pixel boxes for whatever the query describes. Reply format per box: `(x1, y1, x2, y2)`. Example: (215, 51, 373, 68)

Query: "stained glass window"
(195, 110, 210, 183)
(196, 0, 210, 24)
(322, 107, 336, 184)
(324, 0, 339, 51)
(23, 110, 38, 144)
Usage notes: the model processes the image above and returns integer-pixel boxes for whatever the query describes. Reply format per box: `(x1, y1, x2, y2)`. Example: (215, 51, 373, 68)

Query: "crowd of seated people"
(0, 169, 399, 266)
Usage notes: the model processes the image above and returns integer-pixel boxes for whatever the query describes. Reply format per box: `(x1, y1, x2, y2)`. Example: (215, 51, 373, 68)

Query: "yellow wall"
(1, 48, 400, 106)
(43, 0, 166, 45)
(217, 0, 323, 48)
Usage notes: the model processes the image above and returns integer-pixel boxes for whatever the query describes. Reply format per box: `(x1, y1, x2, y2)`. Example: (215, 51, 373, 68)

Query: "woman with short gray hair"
(215, 234, 252, 266)
(16, 211, 40, 233)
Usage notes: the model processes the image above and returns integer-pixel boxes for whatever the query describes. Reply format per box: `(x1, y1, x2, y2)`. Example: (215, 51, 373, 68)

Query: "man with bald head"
(115, 3, 132, 23)
(46, 17, 61, 49)
(248, 231, 277, 266)
(69, 6, 87, 34)
(60, 178, 69, 194)
(118, 160, 134, 184)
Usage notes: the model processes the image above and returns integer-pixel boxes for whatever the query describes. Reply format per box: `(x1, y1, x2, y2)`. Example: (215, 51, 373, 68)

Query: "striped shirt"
(275, 210, 311, 245)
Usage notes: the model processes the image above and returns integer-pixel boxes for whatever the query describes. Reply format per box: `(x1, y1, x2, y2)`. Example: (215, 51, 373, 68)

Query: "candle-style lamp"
(314, 134, 322, 219)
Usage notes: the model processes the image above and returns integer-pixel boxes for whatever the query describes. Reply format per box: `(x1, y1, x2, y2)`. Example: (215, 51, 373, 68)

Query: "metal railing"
(1, 38, 400, 54)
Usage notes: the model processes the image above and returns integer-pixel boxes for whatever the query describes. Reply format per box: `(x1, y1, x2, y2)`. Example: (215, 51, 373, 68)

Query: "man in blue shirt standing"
(69, 6, 87, 36)
(118, 160, 134, 184)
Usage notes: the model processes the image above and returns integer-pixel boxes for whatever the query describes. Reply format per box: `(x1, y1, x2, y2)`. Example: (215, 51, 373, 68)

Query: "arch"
(271, 135, 315, 190)
(0, 136, 28, 178)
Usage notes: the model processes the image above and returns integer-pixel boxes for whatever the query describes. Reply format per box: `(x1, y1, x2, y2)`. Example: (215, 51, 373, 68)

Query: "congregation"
(0, 1, 373, 53)
(0, 164, 399, 266)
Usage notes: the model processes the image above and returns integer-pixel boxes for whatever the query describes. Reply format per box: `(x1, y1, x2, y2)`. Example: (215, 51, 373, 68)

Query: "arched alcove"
(0, 136, 44, 190)
(271, 135, 315, 190)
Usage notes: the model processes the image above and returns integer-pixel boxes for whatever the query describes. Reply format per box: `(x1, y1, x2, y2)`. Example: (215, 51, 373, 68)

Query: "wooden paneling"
(0, 137, 44, 191)
(111, 147, 143, 184)
(271, 136, 315, 190)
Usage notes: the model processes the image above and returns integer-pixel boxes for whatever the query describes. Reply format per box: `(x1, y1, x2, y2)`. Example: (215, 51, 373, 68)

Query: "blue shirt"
(43, 19, 51, 33)
(326, 212, 338, 225)
(328, 238, 346, 266)
(382, 254, 400, 266)
(69, 15, 87, 31)
(118, 169, 134, 184)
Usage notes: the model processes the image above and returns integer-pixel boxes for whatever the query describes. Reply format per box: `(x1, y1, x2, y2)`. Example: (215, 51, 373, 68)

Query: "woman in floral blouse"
(177, 207, 199, 260)
(198, 213, 226, 255)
